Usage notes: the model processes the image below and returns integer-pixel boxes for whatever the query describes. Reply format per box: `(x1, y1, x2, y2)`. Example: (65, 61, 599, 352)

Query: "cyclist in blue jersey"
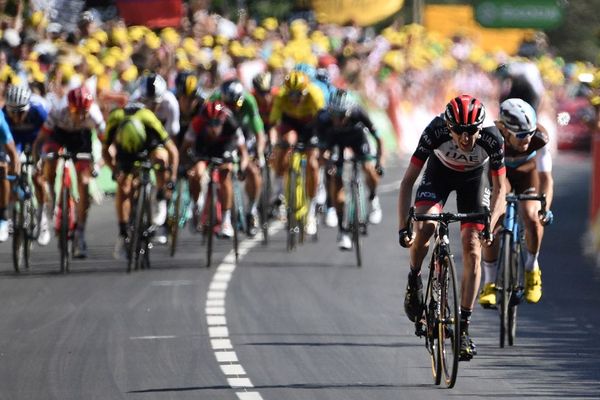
(294, 63, 332, 104)
(3, 84, 50, 245)
(0, 110, 19, 242)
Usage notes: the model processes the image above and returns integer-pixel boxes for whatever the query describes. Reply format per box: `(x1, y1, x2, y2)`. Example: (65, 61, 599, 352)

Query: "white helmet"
(5, 84, 31, 111)
(137, 73, 167, 103)
(499, 98, 537, 136)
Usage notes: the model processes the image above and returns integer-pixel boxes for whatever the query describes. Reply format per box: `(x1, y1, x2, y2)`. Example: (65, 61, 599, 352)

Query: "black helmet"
(221, 79, 245, 108)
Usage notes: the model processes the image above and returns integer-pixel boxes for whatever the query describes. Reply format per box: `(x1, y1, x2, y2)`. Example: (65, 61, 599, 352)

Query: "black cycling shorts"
(415, 156, 491, 229)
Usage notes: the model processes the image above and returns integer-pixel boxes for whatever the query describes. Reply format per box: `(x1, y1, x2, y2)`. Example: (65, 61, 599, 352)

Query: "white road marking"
(221, 364, 246, 375)
(237, 393, 264, 400)
(206, 221, 284, 399)
(129, 335, 177, 340)
(151, 280, 195, 286)
(228, 377, 254, 388)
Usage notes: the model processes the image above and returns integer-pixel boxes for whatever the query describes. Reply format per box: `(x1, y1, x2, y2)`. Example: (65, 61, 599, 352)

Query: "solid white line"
(237, 392, 264, 400)
(228, 377, 254, 388)
(221, 364, 246, 375)
(215, 351, 238, 362)
(129, 335, 176, 340)
(206, 315, 227, 326)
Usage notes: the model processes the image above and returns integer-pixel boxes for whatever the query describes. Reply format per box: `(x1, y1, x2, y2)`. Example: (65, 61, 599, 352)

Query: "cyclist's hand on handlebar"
(398, 228, 415, 248)
(375, 161, 384, 177)
(481, 229, 494, 247)
(539, 209, 554, 226)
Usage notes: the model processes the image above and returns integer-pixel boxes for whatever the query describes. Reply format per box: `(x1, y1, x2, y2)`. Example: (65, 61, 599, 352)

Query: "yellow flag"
(312, 0, 404, 26)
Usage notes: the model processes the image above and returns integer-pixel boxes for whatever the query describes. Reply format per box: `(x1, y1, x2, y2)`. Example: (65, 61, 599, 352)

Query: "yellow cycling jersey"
(269, 82, 325, 125)
(105, 107, 169, 147)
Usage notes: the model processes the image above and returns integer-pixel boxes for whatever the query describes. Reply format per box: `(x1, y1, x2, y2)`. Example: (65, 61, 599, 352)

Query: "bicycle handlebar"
(407, 206, 491, 241)
(43, 151, 93, 161)
(506, 193, 547, 213)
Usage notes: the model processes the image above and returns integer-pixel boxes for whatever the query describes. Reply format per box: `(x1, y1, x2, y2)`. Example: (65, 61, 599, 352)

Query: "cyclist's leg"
(113, 161, 134, 259)
(0, 157, 9, 241)
(41, 141, 59, 214)
(187, 160, 207, 206)
(244, 137, 262, 234)
(218, 163, 234, 236)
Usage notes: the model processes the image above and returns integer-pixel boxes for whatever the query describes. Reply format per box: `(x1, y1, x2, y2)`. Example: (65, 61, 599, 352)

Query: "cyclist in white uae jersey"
(33, 86, 105, 258)
(398, 94, 507, 361)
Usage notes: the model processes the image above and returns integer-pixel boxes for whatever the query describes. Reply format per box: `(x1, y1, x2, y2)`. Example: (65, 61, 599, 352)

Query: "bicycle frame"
(285, 144, 308, 251)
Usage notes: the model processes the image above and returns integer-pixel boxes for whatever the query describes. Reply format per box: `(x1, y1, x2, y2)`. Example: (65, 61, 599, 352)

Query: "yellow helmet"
(284, 71, 309, 92)
(116, 117, 146, 153)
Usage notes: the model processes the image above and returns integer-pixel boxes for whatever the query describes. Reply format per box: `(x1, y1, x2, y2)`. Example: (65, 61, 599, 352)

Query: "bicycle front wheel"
(286, 168, 298, 251)
(508, 233, 524, 346)
(498, 231, 512, 348)
(59, 186, 70, 273)
(169, 180, 183, 257)
(260, 163, 271, 245)
(423, 258, 442, 386)
(205, 182, 217, 268)
(138, 185, 153, 270)
(12, 200, 25, 273)
(129, 186, 146, 272)
(438, 255, 460, 388)
(350, 180, 362, 267)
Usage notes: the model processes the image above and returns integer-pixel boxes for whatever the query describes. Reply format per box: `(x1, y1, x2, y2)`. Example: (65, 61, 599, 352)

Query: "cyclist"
(252, 72, 278, 135)
(269, 70, 325, 235)
(3, 84, 50, 245)
(210, 79, 265, 237)
(180, 100, 249, 238)
(496, 62, 545, 112)
(102, 103, 179, 259)
(131, 73, 180, 243)
(479, 98, 554, 306)
(315, 89, 383, 250)
(174, 70, 206, 147)
(33, 86, 105, 258)
(0, 110, 19, 242)
(398, 95, 507, 360)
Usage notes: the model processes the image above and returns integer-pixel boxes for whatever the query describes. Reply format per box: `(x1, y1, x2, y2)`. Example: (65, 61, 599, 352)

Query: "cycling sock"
(249, 199, 259, 215)
(309, 198, 317, 216)
(0, 208, 6, 221)
(223, 209, 232, 225)
(460, 308, 472, 334)
(369, 190, 376, 201)
(482, 260, 497, 284)
(525, 251, 539, 272)
(119, 222, 127, 238)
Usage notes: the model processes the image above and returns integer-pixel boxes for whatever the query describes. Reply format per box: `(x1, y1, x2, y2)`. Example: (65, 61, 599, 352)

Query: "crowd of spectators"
(0, 2, 598, 151)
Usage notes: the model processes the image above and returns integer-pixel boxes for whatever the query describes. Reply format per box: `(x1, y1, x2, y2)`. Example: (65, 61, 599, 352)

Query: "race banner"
(312, 0, 404, 26)
(116, 0, 182, 28)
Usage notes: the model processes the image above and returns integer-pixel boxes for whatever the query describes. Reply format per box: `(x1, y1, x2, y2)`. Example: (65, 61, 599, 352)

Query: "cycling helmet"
(220, 79, 245, 108)
(444, 94, 486, 132)
(175, 71, 199, 97)
(202, 100, 227, 121)
(284, 71, 309, 92)
(329, 89, 354, 116)
(252, 72, 272, 93)
(294, 63, 316, 79)
(5, 84, 32, 111)
(67, 86, 94, 112)
(116, 117, 146, 153)
(315, 68, 330, 85)
(499, 98, 537, 137)
(138, 73, 167, 103)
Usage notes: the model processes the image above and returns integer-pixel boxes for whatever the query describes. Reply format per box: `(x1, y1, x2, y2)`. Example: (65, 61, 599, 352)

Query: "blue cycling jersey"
(0, 111, 14, 146)
(3, 101, 47, 150)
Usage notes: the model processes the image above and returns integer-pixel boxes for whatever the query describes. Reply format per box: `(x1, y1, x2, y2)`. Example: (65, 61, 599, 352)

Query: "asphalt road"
(0, 152, 598, 400)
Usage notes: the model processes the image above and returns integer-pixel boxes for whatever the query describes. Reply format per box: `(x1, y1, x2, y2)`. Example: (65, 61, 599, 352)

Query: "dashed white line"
(205, 221, 283, 400)
(129, 335, 177, 340)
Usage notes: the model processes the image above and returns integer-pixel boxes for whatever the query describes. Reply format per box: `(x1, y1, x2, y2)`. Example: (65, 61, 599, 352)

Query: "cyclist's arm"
(164, 138, 179, 181)
(245, 94, 266, 159)
(235, 128, 249, 172)
(535, 145, 553, 211)
(490, 173, 508, 230)
(5, 140, 19, 175)
(398, 161, 423, 230)
(163, 94, 181, 137)
(32, 125, 52, 162)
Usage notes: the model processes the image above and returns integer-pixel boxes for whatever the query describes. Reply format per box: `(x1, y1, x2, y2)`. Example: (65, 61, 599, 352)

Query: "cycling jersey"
(269, 82, 325, 125)
(185, 109, 245, 162)
(43, 102, 105, 135)
(0, 111, 14, 146)
(315, 107, 378, 159)
(411, 115, 505, 176)
(130, 90, 180, 137)
(105, 106, 170, 153)
(209, 91, 264, 139)
(252, 87, 278, 129)
(3, 102, 47, 149)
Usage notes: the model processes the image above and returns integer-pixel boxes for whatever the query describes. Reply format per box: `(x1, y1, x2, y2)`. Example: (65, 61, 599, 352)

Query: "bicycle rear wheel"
(169, 180, 183, 257)
(498, 231, 512, 348)
(438, 255, 460, 388)
(59, 186, 70, 273)
(12, 200, 25, 272)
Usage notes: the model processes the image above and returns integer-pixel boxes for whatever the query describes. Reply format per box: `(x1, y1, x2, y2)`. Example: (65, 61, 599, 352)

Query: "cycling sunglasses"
(510, 129, 535, 139)
(450, 125, 480, 136)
